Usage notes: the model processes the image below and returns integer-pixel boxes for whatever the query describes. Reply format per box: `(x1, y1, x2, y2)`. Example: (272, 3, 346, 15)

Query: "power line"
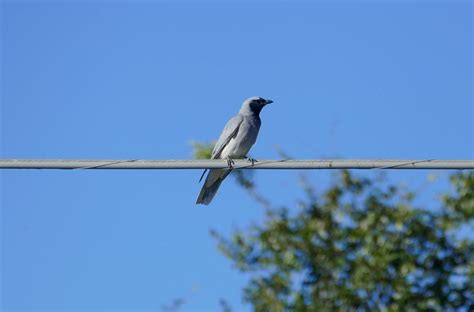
(0, 159, 473, 170)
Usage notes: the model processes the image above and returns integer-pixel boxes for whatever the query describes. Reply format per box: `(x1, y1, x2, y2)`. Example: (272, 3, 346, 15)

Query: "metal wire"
(0, 159, 473, 170)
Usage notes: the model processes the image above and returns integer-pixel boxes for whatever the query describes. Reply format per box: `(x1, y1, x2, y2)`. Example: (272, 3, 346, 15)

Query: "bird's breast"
(220, 117, 260, 159)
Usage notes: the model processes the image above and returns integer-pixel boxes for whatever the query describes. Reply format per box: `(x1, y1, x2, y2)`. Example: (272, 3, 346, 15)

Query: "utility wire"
(0, 159, 473, 170)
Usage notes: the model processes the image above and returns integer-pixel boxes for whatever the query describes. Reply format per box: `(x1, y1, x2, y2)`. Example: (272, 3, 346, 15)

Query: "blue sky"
(1, 1, 472, 311)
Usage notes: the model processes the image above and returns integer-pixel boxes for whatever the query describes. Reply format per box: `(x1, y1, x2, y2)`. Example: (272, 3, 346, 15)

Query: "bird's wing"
(211, 114, 243, 159)
(198, 114, 243, 183)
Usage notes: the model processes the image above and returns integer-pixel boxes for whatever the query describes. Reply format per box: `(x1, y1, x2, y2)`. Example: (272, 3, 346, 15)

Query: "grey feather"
(211, 115, 243, 159)
(196, 96, 272, 205)
(196, 169, 232, 205)
(197, 115, 242, 182)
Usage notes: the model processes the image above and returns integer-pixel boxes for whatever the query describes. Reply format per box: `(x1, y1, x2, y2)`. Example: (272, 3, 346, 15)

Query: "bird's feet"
(246, 156, 258, 166)
(226, 157, 235, 169)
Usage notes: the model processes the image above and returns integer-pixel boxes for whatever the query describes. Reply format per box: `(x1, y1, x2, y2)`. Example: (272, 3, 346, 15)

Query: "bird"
(196, 96, 273, 205)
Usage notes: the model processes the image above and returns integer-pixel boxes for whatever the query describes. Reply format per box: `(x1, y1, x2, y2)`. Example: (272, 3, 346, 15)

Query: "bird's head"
(239, 96, 273, 115)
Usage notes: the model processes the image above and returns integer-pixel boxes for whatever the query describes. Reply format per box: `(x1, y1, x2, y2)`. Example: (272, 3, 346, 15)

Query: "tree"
(193, 145, 474, 311)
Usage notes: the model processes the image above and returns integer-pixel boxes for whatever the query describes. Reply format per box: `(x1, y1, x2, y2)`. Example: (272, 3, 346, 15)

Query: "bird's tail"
(196, 169, 232, 205)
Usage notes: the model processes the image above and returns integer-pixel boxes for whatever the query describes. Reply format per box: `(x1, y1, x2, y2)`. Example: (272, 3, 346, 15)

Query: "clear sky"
(1, 1, 472, 311)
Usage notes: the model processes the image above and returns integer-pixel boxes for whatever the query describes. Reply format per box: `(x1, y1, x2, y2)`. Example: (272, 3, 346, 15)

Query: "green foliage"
(211, 170, 474, 311)
(190, 142, 473, 311)
(442, 172, 474, 228)
(219, 299, 233, 312)
(191, 141, 215, 159)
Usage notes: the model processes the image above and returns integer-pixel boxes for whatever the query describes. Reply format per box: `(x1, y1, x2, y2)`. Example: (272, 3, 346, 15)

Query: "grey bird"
(196, 96, 273, 205)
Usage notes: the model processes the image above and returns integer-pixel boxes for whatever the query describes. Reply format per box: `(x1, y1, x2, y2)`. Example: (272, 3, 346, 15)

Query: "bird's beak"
(264, 99, 273, 105)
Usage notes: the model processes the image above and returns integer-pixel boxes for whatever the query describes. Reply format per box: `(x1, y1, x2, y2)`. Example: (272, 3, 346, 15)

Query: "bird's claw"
(246, 157, 258, 166)
(226, 157, 235, 169)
